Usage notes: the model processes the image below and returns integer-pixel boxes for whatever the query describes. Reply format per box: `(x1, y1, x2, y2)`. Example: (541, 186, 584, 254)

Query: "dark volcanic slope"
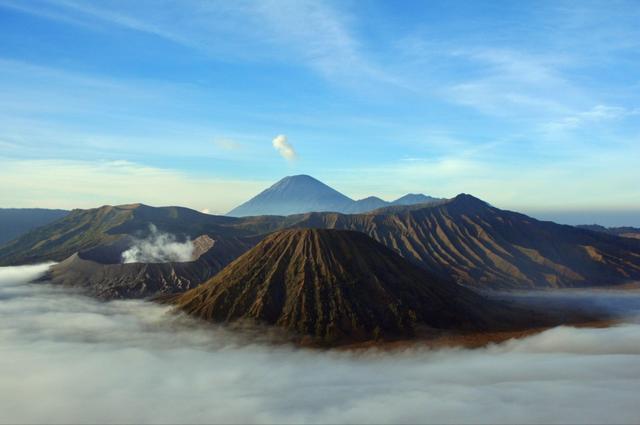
(42, 235, 253, 300)
(0, 208, 68, 246)
(287, 195, 640, 288)
(171, 229, 517, 344)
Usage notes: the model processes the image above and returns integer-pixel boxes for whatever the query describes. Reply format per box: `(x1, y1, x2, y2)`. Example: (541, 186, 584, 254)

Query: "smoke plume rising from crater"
(121, 224, 194, 264)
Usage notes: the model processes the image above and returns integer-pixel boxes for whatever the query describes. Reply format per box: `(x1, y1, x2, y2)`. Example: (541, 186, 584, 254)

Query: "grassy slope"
(0, 205, 134, 265)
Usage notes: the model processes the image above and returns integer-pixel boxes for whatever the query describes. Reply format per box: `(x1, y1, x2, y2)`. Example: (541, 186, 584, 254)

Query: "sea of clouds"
(1, 264, 640, 424)
(121, 224, 194, 263)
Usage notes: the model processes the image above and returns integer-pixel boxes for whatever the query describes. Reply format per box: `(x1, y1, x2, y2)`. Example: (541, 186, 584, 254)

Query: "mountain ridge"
(3, 194, 640, 290)
(278, 194, 640, 288)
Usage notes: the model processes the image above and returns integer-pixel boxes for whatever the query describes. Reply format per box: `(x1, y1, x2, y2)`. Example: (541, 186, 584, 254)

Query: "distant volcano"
(169, 228, 522, 344)
(226, 174, 438, 216)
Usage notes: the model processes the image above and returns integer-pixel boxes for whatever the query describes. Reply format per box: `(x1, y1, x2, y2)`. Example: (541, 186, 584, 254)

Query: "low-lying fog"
(2, 265, 640, 424)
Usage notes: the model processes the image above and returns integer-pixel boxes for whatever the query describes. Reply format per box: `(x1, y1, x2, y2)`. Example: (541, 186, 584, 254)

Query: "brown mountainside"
(171, 229, 526, 344)
(287, 195, 640, 288)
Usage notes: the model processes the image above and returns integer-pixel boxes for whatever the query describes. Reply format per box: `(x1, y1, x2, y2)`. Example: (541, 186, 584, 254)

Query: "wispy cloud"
(0, 159, 267, 213)
(4, 0, 396, 88)
(332, 138, 640, 211)
(248, 1, 401, 87)
(0, 0, 95, 29)
(544, 104, 640, 132)
(443, 48, 580, 118)
(0, 0, 192, 45)
(213, 138, 243, 152)
(0, 59, 275, 164)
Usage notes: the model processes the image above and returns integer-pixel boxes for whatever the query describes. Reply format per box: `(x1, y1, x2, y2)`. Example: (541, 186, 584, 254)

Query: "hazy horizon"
(2, 174, 639, 227)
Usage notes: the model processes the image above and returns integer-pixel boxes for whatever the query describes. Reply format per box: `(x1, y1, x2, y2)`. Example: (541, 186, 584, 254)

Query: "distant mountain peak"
(227, 175, 353, 217)
(357, 196, 385, 202)
(450, 193, 489, 207)
(118, 203, 144, 210)
(270, 174, 321, 187)
(227, 175, 440, 217)
(392, 193, 438, 206)
(278, 174, 316, 181)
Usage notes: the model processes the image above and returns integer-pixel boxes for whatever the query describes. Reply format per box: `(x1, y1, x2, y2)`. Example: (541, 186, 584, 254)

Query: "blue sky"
(0, 0, 638, 223)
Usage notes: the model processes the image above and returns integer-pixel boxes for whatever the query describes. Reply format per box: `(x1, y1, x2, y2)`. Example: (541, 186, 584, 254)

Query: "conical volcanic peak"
(226, 175, 354, 217)
(171, 228, 507, 344)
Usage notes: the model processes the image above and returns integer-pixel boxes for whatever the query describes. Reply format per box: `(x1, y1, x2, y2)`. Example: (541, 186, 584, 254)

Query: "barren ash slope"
(169, 229, 543, 345)
(289, 194, 640, 289)
(39, 235, 249, 300)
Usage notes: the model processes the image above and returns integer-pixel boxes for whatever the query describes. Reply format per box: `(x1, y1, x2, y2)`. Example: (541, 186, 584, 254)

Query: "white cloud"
(1, 267, 640, 423)
(272, 134, 298, 161)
